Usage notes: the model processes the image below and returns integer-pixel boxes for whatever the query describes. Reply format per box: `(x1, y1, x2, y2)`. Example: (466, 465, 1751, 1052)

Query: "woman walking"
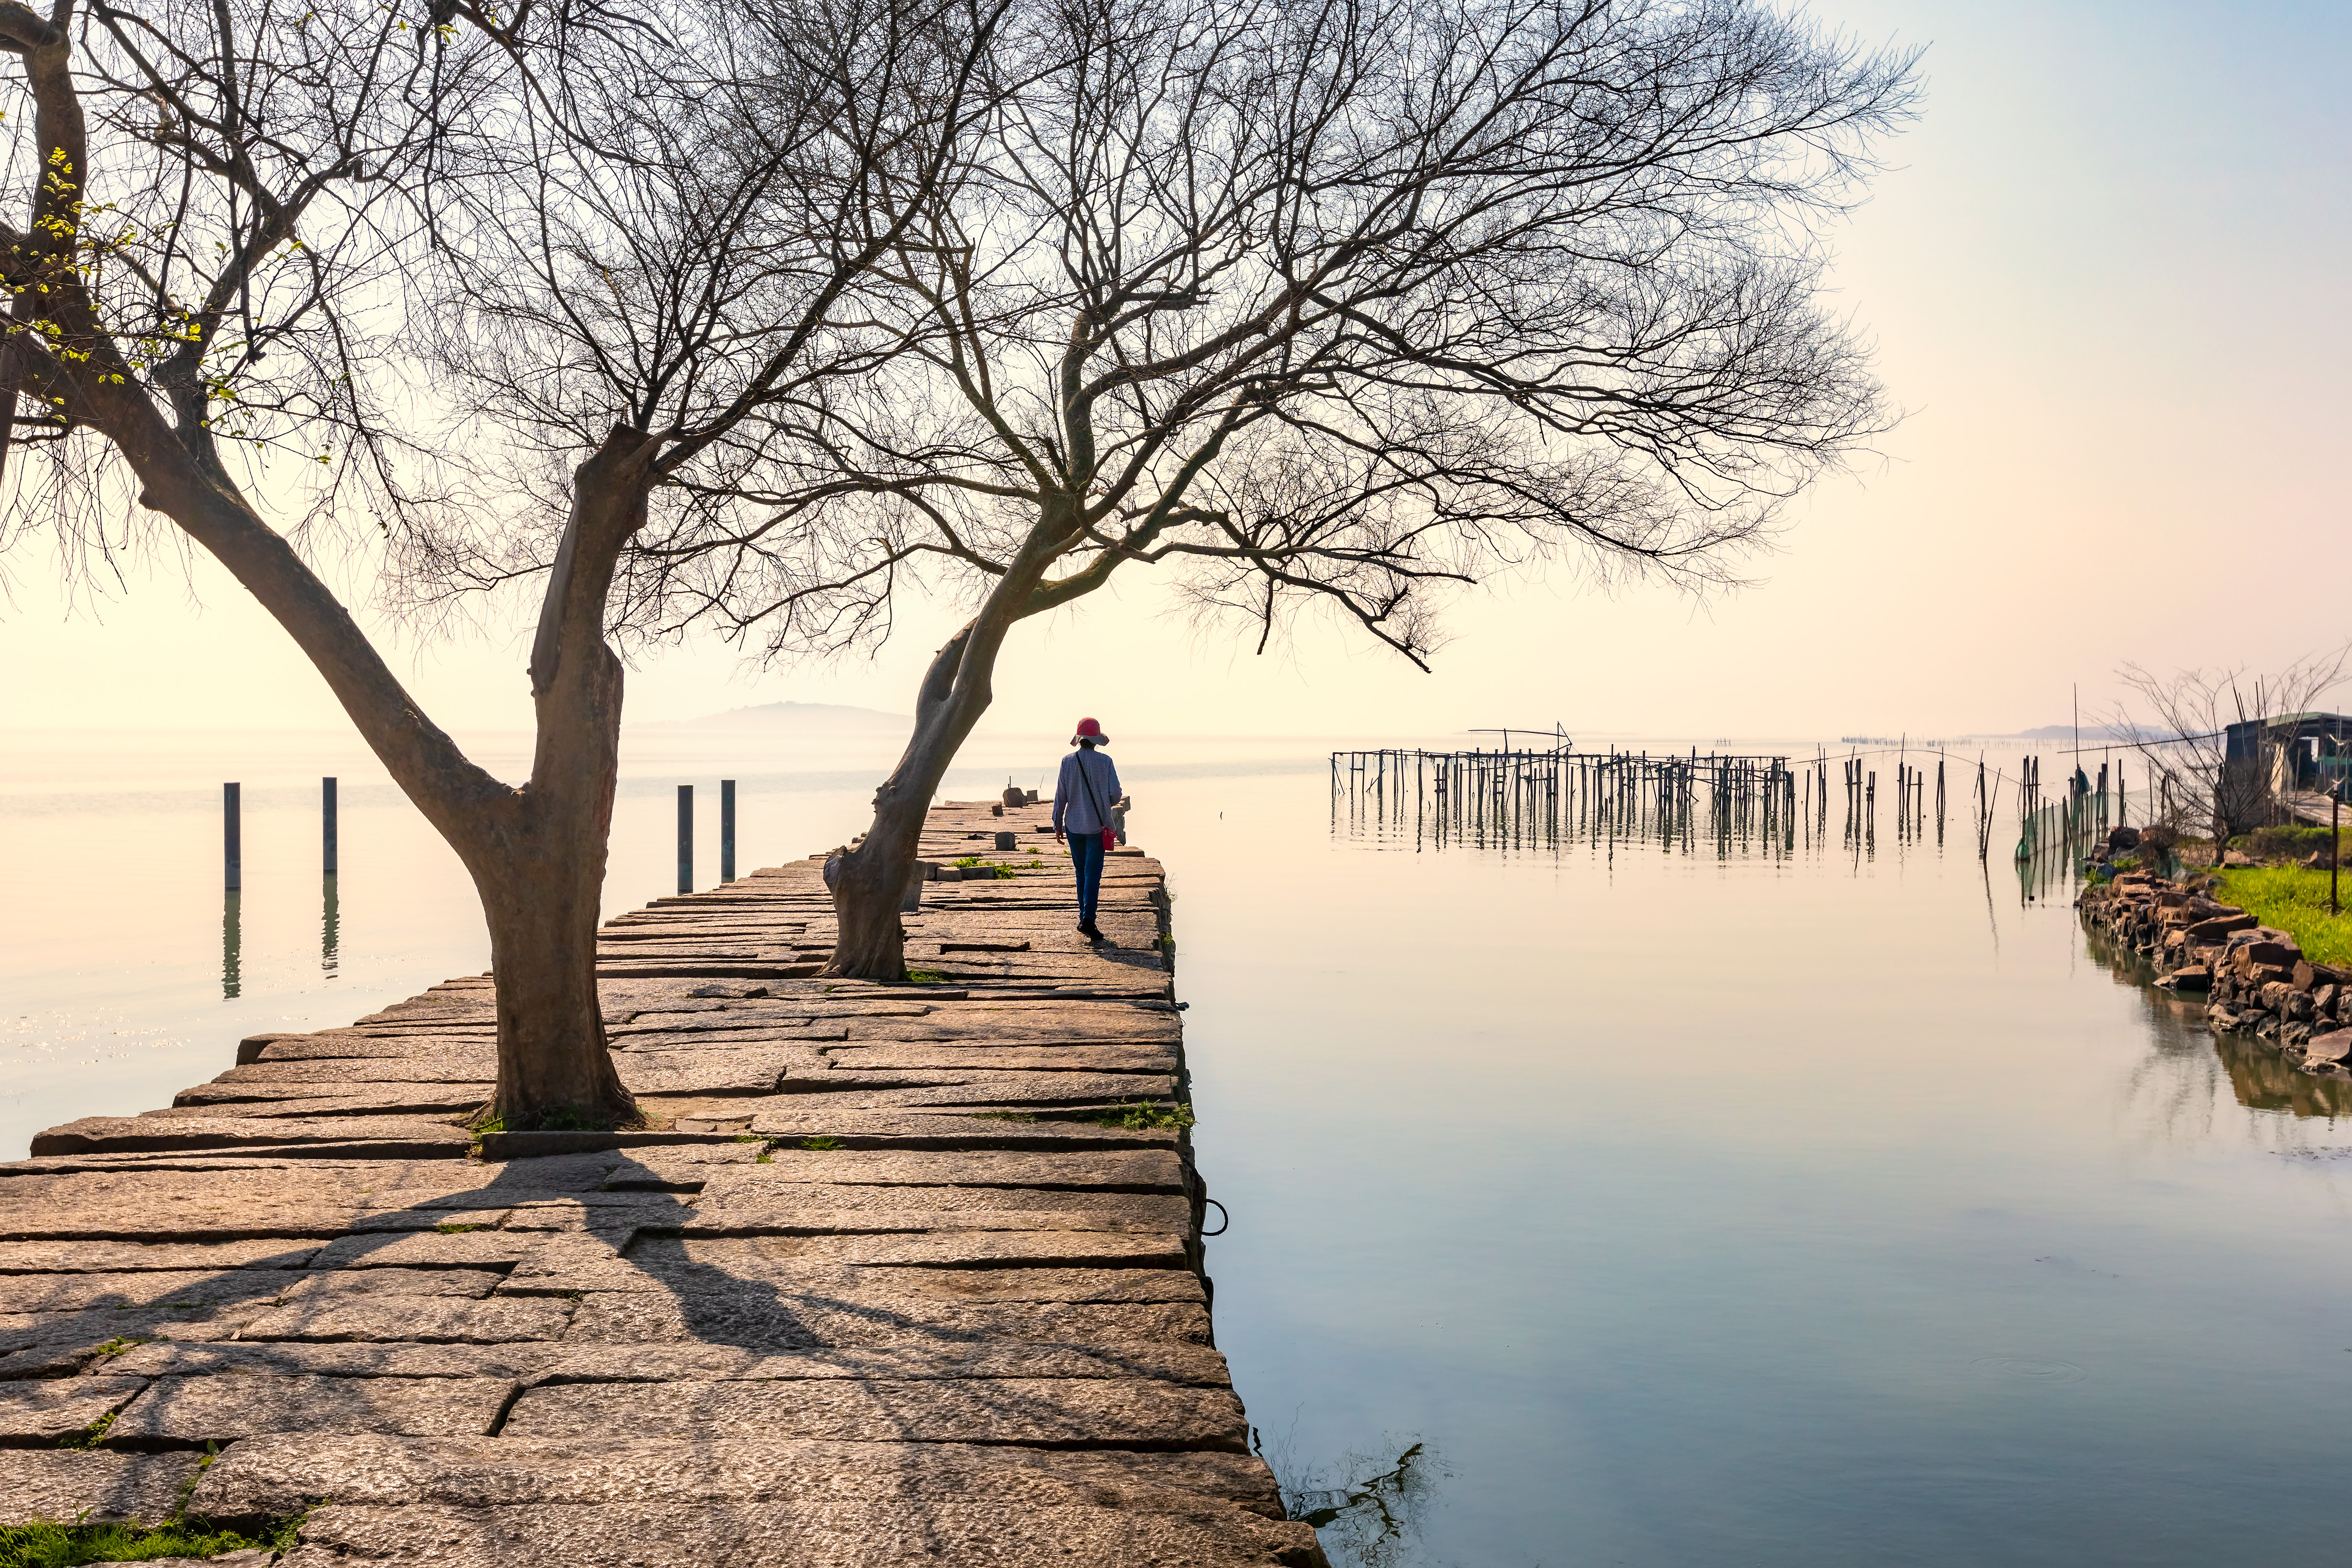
(1053, 717, 1122, 943)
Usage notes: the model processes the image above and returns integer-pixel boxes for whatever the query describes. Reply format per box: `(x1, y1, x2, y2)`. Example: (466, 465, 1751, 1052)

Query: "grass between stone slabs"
(0, 1447, 310, 1567)
(54, 1414, 115, 1452)
(2211, 868, 2352, 966)
(0, 1515, 294, 1567)
(469, 1098, 648, 1143)
(947, 856, 1020, 879)
(1084, 1100, 1195, 1131)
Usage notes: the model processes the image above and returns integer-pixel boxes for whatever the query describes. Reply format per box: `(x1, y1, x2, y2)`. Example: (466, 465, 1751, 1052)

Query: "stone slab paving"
(0, 802, 1319, 1565)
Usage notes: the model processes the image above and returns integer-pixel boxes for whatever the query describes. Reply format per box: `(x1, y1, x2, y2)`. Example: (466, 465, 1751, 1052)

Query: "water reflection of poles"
(322, 775, 341, 977)
(222, 889, 242, 999)
(222, 780, 244, 999)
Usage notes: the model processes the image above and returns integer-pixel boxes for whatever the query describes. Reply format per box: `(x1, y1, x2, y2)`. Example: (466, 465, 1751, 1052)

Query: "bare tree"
(636, 0, 1922, 977)
(2107, 649, 2352, 848)
(0, 0, 998, 1125)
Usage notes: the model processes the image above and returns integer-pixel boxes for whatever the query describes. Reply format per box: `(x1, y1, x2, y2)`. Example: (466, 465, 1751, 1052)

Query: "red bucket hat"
(1071, 716, 1110, 745)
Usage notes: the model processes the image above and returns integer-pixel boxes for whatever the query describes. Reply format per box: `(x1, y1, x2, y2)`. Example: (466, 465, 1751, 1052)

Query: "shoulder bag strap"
(1073, 750, 1111, 841)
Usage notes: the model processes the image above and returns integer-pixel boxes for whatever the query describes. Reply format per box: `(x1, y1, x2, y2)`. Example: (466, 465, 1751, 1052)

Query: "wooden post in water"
(676, 785, 694, 895)
(223, 782, 242, 891)
(322, 777, 338, 876)
(720, 780, 737, 883)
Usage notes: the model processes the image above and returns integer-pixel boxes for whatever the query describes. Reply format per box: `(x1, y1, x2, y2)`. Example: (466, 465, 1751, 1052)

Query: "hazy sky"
(3, 0, 2346, 747)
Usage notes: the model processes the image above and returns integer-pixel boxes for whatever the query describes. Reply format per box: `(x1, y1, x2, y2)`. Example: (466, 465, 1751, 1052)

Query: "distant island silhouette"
(661, 700, 913, 730)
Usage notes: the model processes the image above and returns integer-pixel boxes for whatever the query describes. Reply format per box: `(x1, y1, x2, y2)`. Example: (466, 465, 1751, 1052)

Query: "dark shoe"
(1079, 922, 1104, 943)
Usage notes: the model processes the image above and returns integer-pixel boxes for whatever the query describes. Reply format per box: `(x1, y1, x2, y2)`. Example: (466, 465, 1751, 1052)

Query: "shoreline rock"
(2079, 872, 2350, 1081)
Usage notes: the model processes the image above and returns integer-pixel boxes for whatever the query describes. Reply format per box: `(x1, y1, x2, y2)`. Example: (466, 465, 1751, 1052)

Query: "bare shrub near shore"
(2106, 649, 2352, 845)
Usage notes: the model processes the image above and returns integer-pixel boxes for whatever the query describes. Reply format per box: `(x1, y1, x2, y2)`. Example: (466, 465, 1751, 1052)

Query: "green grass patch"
(88, 1337, 145, 1360)
(432, 1222, 492, 1234)
(0, 1443, 310, 1566)
(904, 968, 946, 984)
(472, 1100, 642, 1139)
(55, 1413, 114, 1451)
(1085, 1100, 1196, 1131)
(0, 1514, 299, 1567)
(947, 856, 1019, 879)
(2212, 867, 2352, 966)
(2239, 824, 2346, 859)
(798, 1136, 845, 1151)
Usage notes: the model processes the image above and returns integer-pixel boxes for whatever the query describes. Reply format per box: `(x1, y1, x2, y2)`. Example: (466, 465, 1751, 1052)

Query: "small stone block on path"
(0, 1376, 148, 1442)
(110, 1373, 521, 1442)
(0, 1449, 202, 1526)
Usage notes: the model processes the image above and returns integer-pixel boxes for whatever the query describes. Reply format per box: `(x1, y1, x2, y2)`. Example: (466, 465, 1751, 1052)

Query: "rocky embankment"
(2078, 873, 2352, 1081)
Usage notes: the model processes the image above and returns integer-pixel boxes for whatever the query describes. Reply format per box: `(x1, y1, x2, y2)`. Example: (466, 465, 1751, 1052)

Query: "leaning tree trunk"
(823, 625, 991, 979)
(824, 508, 1075, 979)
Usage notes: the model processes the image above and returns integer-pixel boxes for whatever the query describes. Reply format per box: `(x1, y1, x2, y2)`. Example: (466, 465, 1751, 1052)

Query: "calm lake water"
(8, 730, 2352, 1565)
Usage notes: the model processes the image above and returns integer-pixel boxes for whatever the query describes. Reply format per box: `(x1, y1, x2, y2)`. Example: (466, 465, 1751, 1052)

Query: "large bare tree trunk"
(454, 426, 656, 1127)
(127, 410, 653, 1127)
(469, 798, 630, 1126)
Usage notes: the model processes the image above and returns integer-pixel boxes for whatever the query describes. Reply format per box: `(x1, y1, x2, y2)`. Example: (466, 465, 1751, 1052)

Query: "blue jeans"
(1071, 831, 1107, 924)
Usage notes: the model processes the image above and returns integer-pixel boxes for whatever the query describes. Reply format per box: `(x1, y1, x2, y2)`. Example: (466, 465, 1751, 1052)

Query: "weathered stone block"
(29, 1118, 471, 1159)
(0, 1376, 147, 1442)
(0, 1270, 290, 1315)
(110, 1373, 519, 1442)
(306, 1232, 538, 1272)
(502, 1375, 1247, 1449)
(562, 1292, 1210, 1350)
(194, 1433, 1283, 1518)
(280, 1268, 509, 1302)
(0, 1449, 202, 1526)
(238, 1297, 575, 1345)
(275, 1498, 1324, 1568)
(0, 1239, 322, 1273)
(108, 1340, 542, 1381)
(2304, 1034, 2352, 1067)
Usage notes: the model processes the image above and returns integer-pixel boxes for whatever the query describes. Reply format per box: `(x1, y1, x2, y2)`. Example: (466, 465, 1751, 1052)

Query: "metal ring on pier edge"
(1200, 1198, 1230, 1237)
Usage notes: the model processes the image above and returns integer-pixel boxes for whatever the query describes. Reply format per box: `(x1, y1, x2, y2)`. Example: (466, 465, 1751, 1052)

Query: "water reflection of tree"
(1262, 1435, 1454, 1568)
